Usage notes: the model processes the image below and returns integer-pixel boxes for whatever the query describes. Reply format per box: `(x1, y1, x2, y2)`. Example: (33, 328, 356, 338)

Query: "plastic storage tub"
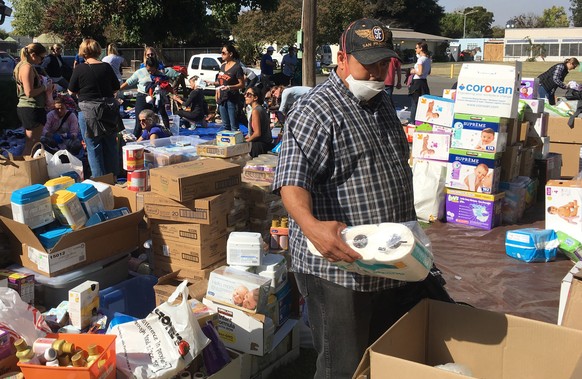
(35, 223, 73, 249)
(18, 333, 116, 379)
(44, 176, 75, 195)
(10, 253, 130, 308)
(51, 190, 87, 230)
(10, 184, 54, 229)
(99, 274, 158, 322)
(82, 179, 114, 211)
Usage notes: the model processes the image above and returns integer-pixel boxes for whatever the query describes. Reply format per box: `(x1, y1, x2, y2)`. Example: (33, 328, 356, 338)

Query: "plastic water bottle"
(171, 115, 180, 136)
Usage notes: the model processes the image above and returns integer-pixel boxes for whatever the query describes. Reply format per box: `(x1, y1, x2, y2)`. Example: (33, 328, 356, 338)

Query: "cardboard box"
(353, 298, 582, 379)
(547, 116, 582, 143)
(452, 113, 512, 133)
(517, 121, 531, 142)
(500, 144, 522, 182)
(549, 143, 581, 177)
(526, 111, 549, 138)
(446, 149, 502, 194)
(207, 349, 250, 379)
(152, 234, 227, 270)
(454, 62, 521, 119)
(505, 118, 519, 145)
(154, 271, 207, 306)
(153, 258, 226, 281)
(445, 188, 504, 230)
(535, 153, 563, 199)
(206, 266, 271, 313)
(234, 182, 278, 204)
(0, 270, 34, 305)
(143, 191, 234, 225)
(519, 77, 539, 99)
(413, 95, 456, 127)
(197, 140, 252, 158)
(558, 261, 582, 326)
(0, 185, 143, 277)
(546, 180, 582, 241)
(151, 219, 227, 247)
(411, 131, 450, 162)
(520, 145, 536, 177)
(520, 98, 545, 114)
(149, 159, 242, 202)
(68, 280, 99, 330)
(442, 89, 456, 100)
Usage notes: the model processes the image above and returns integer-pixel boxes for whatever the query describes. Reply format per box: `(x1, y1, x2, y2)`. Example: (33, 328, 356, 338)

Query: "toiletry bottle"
(14, 339, 40, 364)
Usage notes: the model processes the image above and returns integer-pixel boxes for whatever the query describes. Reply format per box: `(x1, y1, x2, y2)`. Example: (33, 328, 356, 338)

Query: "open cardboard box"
(561, 262, 582, 331)
(0, 181, 143, 277)
(354, 299, 582, 379)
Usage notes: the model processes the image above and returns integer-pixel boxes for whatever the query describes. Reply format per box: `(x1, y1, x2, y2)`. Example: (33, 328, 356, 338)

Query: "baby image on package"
(411, 132, 450, 161)
(446, 150, 500, 194)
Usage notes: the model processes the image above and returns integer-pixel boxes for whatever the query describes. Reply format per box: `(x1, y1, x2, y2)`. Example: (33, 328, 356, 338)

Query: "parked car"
(0, 51, 16, 76)
(186, 53, 261, 91)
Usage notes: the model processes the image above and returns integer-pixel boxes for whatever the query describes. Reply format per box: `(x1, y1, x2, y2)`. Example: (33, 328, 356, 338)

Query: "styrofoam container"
(67, 183, 104, 218)
(51, 190, 87, 230)
(10, 184, 55, 229)
(227, 232, 264, 266)
(35, 223, 73, 249)
(9, 253, 129, 308)
(82, 180, 114, 211)
(44, 177, 75, 195)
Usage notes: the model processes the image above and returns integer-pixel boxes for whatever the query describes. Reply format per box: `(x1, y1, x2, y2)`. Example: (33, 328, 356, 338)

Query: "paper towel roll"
(306, 223, 433, 281)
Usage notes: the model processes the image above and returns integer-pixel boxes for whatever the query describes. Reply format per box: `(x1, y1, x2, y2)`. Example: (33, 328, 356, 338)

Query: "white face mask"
(345, 75, 384, 102)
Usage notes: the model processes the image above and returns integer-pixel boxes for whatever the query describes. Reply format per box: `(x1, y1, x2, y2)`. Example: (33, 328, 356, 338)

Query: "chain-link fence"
(118, 47, 221, 70)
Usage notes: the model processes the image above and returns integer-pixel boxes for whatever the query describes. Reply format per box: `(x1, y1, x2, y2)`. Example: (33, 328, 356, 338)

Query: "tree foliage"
(440, 7, 493, 38)
(11, 0, 49, 37)
(491, 26, 505, 38)
(439, 12, 462, 38)
(363, 0, 444, 35)
(512, 13, 543, 28)
(571, 0, 582, 27)
(539, 6, 569, 27)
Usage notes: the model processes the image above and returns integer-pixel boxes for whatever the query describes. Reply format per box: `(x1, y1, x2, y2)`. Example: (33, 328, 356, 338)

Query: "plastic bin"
(9, 253, 129, 308)
(99, 274, 158, 322)
(18, 333, 116, 379)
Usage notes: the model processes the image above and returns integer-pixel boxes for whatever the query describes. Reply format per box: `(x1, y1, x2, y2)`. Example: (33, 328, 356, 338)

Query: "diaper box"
(442, 89, 456, 100)
(519, 77, 540, 100)
(454, 62, 521, 119)
(520, 98, 545, 115)
(446, 149, 502, 194)
(545, 180, 582, 241)
(206, 266, 272, 314)
(413, 122, 452, 135)
(445, 189, 505, 230)
(450, 114, 511, 153)
(411, 131, 451, 162)
(413, 95, 456, 127)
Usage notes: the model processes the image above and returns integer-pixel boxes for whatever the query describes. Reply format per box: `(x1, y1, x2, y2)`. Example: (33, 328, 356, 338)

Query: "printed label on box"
(446, 149, 501, 194)
(28, 243, 87, 274)
(414, 95, 456, 127)
(446, 189, 504, 230)
(411, 132, 450, 161)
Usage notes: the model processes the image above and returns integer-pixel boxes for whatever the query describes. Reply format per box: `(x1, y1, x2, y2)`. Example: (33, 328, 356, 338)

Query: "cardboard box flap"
(0, 215, 45, 251)
(353, 348, 370, 379)
(547, 179, 582, 188)
(563, 272, 582, 331)
(51, 210, 143, 251)
(154, 270, 208, 302)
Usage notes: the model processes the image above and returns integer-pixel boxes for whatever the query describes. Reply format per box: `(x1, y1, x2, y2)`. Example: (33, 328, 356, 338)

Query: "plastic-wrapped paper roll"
(177, 371, 192, 379)
(192, 372, 205, 379)
(306, 223, 433, 281)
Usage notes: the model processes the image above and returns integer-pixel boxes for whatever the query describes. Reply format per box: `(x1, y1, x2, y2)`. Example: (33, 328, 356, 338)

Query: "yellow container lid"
(45, 176, 75, 188)
(51, 189, 78, 204)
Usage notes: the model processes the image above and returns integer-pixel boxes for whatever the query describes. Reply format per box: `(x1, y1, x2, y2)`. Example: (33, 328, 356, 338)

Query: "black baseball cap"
(340, 18, 399, 64)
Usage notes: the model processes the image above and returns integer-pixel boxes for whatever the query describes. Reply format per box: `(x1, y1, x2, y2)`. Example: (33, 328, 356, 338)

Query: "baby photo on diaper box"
(451, 128, 507, 153)
(414, 95, 456, 127)
(545, 180, 582, 241)
(411, 131, 450, 161)
(519, 78, 539, 100)
(446, 149, 501, 194)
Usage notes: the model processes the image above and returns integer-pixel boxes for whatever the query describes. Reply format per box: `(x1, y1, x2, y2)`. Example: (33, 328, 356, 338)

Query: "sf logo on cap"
(356, 26, 385, 42)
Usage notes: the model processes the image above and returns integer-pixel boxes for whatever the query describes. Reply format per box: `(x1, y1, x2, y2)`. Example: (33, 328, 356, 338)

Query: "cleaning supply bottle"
(270, 219, 280, 250)
(71, 351, 87, 367)
(279, 218, 289, 251)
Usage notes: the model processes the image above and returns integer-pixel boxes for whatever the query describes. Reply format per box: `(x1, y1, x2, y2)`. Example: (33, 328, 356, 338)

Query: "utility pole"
(461, 10, 478, 38)
(302, 0, 316, 87)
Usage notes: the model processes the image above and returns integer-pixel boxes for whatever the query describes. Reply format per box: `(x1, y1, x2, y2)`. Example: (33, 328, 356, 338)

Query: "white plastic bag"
(0, 288, 50, 345)
(413, 160, 446, 223)
(112, 280, 210, 379)
(46, 149, 84, 179)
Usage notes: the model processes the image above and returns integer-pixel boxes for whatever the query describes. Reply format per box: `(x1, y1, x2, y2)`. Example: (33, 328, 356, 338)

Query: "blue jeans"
(538, 85, 555, 105)
(218, 99, 239, 131)
(78, 111, 119, 178)
(294, 272, 426, 379)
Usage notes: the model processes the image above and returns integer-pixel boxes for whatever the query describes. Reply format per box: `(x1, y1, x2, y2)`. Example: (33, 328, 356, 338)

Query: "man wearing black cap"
(273, 18, 426, 378)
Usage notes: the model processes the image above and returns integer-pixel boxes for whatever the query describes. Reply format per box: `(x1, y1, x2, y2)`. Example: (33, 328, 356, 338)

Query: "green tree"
(439, 12, 462, 38)
(0, 28, 9, 40)
(440, 7, 493, 38)
(539, 6, 569, 27)
(571, 0, 582, 26)
(363, 0, 444, 35)
(513, 13, 542, 28)
(491, 26, 505, 38)
(11, 0, 50, 37)
(318, 0, 364, 44)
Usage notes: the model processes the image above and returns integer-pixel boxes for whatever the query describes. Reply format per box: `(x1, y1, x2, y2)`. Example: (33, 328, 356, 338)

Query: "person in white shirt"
(281, 46, 298, 85)
(102, 43, 125, 83)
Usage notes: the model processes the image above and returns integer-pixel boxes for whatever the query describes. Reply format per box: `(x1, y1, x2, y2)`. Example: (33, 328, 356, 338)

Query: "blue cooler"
(10, 184, 54, 229)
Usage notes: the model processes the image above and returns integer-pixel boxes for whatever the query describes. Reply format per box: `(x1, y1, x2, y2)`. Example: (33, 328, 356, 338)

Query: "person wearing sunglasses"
(140, 46, 164, 70)
(244, 86, 272, 157)
(136, 109, 170, 141)
(205, 44, 244, 131)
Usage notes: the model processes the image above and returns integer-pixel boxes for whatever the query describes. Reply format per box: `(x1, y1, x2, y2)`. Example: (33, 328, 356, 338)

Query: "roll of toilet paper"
(306, 223, 433, 281)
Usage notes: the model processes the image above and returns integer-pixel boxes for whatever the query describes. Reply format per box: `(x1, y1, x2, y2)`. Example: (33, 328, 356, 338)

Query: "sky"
(439, 0, 573, 27)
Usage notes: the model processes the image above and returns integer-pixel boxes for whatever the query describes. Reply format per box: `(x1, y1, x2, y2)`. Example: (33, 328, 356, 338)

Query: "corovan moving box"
(0, 185, 143, 277)
(353, 299, 582, 379)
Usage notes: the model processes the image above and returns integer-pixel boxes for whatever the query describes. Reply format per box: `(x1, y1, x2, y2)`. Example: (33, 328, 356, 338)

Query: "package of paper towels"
(306, 222, 434, 281)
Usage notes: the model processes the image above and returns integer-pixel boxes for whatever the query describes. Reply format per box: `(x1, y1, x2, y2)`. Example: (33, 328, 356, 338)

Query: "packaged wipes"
(306, 222, 434, 281)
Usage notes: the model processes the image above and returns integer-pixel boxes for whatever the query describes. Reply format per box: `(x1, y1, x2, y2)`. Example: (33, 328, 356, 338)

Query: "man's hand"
(304, 220, 362, 263)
